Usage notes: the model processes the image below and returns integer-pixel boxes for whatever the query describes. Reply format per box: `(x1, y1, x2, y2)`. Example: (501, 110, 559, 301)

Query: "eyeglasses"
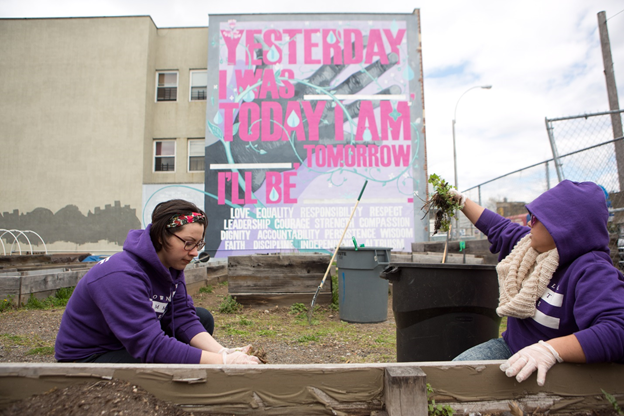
(528, 214, 538, 227)
(168, 231, 206, 251)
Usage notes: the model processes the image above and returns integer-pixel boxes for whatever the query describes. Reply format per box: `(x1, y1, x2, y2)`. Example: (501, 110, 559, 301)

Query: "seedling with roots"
(421, 174, 462, 235)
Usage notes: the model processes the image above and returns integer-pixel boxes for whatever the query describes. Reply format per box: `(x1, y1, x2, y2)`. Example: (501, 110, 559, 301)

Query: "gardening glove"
(222, 350, 261, 365)
(218, 345, 252, 354)
(500, 341, 563, 386)
(448, 188, 466, 209)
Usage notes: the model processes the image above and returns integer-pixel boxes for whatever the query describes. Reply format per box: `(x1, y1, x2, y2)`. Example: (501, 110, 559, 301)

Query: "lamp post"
(451, 85, 492, 238)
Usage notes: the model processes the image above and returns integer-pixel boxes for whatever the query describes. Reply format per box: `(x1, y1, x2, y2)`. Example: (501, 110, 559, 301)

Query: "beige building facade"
(0, 16, 208, 253)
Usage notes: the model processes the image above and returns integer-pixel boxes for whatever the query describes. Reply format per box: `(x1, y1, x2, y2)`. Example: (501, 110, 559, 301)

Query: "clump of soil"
(249, 345, 268, 363)
(421, 173, 461, 235)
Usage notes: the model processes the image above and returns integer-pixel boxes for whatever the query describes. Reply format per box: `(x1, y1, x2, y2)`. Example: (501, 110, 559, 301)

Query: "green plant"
(297, 334, 320, 343)
(427, 383, 454, 416)
(602, 389, 624, 415)
(331, 274, 339, 309)
(422, 173, 462, 235)
(55, 286, 74, 302)
(374, 334, 393, 345)
(24, 287, 75, 310)
(26, 346, 55, 356)
(0, 334, 29, 345)
(199, 285, 213, 294)
(238, 316, 253, 326)
(0, 296, 15, 312)
(218, 295, 242, 314)
(290, 303, 307, 315)
(223, 326, 249, 336)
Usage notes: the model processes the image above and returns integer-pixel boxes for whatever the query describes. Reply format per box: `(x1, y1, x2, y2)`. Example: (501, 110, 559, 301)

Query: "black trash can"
(380, 263, 500, 362)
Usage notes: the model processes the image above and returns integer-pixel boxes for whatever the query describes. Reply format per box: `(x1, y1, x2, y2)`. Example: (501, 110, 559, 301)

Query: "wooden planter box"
(1, 362, 623, 415)
(228, 254, 332, 307)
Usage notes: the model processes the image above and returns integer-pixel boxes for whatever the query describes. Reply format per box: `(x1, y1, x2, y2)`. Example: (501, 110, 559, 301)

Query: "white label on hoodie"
(152, 300, 168, 314)
(541, 288, 564, 307)
(532, 309, 560, 329)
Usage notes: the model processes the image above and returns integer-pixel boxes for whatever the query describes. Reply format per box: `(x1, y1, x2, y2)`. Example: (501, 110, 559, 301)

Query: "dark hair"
(149, 199, 207, 252)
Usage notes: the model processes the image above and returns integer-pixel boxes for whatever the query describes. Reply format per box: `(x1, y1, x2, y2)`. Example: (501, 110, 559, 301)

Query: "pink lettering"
(259, 69, 279, 99)
(283, 29, 302, 64)
(322, 29, 342, 65)
(302, 101, 325, 141)
(304, 29, 321, 65)
(262, 29, 282, 64)
(344, 29, 363, 64)
(261, 102, 282, 141)
(381, 101, 411, 141)
(219, 102, 239, 142)
(356, 101, 380, 141)
(383, 28, 406, 64)
(365, 29, 388, 64)
(245, 29, 262, 65)
(222, 30, 243, 65)
(239, 102, 260, 142)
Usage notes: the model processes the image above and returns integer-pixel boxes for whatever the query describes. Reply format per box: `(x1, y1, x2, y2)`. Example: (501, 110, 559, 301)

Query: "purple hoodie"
(55, 225, 205, 363)
(476, 180, 624, 363)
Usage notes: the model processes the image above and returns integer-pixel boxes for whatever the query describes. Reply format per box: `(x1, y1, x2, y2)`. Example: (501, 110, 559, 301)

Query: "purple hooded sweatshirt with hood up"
(475, 180, 624, 363)
(54, 224, 206, 363)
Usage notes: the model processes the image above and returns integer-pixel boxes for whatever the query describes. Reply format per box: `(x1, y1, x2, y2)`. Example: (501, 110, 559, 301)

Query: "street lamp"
(451, 85, 492, 238)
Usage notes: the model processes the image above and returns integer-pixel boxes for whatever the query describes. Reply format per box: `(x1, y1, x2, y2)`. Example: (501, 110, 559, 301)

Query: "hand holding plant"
(421, 174, 464, 235)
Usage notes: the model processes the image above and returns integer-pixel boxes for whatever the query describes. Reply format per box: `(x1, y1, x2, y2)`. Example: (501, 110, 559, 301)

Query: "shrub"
(218, 295, 242, 314)
(199, 285, 213, 294)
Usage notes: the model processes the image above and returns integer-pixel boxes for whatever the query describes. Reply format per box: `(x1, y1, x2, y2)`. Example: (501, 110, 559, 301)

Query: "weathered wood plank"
(231, 292, 332, 308)
(0, 363, 386, 414)
(2, 362, 623, 415)
(228, 255, 333, 302)
(384, 366, 427, 416)
(228, 274, 331, 294)
(19, 269, 89, 304)
(0, 275, 20, 300)
(228, 255, 331, 277)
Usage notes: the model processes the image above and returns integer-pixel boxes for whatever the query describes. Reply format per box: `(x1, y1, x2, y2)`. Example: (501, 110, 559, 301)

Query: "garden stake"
(308, 180, 368, 324)
(442, 223, 451, 264)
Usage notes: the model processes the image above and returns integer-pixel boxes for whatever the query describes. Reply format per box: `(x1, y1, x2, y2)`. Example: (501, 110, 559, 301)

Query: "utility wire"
(606, 8, 624, 22)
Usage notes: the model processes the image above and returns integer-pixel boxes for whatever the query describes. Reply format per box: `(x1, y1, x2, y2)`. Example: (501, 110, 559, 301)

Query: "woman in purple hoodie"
(450, 180, 624, 386)
(55, 199, 260, 365)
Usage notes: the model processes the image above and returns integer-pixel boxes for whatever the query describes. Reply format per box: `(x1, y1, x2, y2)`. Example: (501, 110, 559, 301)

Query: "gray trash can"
(336, 247, 392, 323)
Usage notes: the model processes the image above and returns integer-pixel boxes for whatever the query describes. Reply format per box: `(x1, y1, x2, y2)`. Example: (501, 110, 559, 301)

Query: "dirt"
(0, 283, 397, 415)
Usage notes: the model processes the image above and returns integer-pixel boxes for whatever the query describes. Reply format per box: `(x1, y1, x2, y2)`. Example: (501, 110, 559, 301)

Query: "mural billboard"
(205, 13, 427, 258)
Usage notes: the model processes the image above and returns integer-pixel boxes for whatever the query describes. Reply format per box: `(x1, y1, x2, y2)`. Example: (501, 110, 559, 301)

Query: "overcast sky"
(2, 0, 623, 196)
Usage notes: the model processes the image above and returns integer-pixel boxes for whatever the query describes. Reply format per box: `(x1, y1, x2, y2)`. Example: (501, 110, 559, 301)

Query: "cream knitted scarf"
(496, 234, 559, 319)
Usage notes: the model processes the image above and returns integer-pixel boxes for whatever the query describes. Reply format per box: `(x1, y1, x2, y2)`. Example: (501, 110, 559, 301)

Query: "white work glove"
(448, 188, 466, 209)
(500, 341, 563, 386)
(218, 345, 252, 355)
(221, 350, 261, 365)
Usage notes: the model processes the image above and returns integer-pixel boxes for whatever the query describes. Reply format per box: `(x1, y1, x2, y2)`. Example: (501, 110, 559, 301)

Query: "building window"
(156, 72, 178, 102)
(188, 139, 205, 171)
(190, 70, 207, 101)
(154, 140, 175, 172)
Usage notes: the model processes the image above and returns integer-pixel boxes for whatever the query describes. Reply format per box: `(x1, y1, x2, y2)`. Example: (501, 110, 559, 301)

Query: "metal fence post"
(545, 117, 564, 182)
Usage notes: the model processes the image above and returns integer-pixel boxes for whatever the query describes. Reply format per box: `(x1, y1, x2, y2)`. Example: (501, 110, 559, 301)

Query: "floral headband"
(166, 212, 207, 229)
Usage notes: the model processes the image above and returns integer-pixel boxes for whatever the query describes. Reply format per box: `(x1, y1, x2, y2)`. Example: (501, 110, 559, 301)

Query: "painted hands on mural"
(208, 34, 402, 192)
(499, 341, 563, 386)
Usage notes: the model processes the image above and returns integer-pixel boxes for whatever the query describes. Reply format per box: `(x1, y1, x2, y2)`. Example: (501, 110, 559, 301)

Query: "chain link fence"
(455, 109, 624, 244)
